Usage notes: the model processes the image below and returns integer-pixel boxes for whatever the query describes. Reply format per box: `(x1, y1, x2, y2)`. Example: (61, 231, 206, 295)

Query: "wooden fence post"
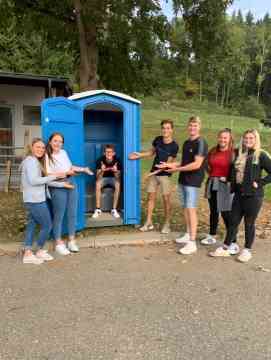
(24, 128, 31, 156)
(4, 160, 11, 193)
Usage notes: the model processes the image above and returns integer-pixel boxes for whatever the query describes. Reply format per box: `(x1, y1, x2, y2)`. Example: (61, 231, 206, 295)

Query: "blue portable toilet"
(41, 90, 141, 230)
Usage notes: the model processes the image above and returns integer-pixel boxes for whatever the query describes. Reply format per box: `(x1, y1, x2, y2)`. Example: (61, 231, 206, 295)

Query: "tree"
(3, 0, 168, 93)
(246, 11, 254, 26)
(171, 0, 234, 101)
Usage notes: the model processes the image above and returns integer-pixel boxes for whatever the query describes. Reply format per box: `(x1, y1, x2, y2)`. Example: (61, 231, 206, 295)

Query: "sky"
(161, 0, 271, 20)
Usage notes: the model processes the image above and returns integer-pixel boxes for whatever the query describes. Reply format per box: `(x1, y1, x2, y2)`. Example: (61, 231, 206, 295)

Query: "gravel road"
(1, 240, 271, 360)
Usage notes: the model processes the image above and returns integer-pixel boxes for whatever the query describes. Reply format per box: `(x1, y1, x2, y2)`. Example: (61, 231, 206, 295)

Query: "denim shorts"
(178, 184, 200, 209)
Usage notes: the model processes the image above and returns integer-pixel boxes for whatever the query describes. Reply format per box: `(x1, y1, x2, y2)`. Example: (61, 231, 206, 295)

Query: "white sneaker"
(179, 241, 197, 255)
(209, 246, 230, 257)
(228, 243, 240, 255)
(161, 223, 171, 234)
(237, 248, 252, 263)
(55, 244, 71, 256)
(23, 254, 44, 265)
(139, 223, 154, 232)
(92, 209, 102, 218)
(36, 249, 54, 261)
(201, 234, 216, 245)
(68, 240, 79, 253)
(111, 209, 120, 218)
(176, 233, 190, 244)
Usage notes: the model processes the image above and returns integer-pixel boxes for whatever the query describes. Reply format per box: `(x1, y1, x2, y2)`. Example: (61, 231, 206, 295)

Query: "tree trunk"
(199, 73, 203, 102)
(73, 0, 98, 90)
(215, 82, 219, 105)
(226, 81, 231, 106)
(220, 82, 226, 107)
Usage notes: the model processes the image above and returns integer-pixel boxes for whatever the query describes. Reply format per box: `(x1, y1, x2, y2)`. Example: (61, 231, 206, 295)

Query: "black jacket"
(230, 149, 271, 197)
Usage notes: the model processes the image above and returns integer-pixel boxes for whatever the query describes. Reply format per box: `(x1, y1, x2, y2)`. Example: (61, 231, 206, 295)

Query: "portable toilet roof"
(69, 90, 141, 104)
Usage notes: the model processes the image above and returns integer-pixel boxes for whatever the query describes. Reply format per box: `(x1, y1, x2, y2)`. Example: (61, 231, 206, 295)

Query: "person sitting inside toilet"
(92, 144, 122, 219)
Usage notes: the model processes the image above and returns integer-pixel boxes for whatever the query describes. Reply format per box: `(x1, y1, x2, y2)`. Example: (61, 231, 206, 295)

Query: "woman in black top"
(210, 129, 271, 262)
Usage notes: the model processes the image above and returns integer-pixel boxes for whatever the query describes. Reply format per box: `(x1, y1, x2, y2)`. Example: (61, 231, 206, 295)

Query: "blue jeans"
(50, 186, 78, 240)
(24, 202, 52, 249)
(178, 185, 200, 209)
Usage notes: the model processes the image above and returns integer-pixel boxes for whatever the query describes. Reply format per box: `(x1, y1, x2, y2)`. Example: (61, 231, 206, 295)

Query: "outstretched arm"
(129, 147, 155, 160)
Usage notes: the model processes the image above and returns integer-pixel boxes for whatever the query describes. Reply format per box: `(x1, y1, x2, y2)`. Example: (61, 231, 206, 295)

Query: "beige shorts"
(146, 175, 171, 195)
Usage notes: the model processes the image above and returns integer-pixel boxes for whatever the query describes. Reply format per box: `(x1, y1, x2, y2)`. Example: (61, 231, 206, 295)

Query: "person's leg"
(113, 175, 121, 210)
(183, 209, 190, 234)
(146, 192, 157, 225)
(50, 188, 68, 244)
(186, 187, 200, 241)
(201, 191, 218, 245)
(23, 202, 52, 264)
(209, 191, 219, 236)
(66, 185, 78, 240)
(175, 185, 190, 243)
(243, 196, 263, 249)
(145, 176, 159, 226)
(224, 193, 243, 247)
(162, 194, 171, 224)
(221, 211, 237, 243)
(95, 175, 103, 209)
(23, 203, 37, 252)
(179, 187, 199, 255)
(187, 208, 198, 241)
(159, 176, 171, 228)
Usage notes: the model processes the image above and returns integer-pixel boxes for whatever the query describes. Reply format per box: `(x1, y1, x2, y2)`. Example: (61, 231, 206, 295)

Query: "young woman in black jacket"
(210, 129, 271, 262)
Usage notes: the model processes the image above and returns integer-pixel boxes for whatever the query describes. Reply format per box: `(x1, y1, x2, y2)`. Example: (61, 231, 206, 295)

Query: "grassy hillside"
(140, 104, 271, 200)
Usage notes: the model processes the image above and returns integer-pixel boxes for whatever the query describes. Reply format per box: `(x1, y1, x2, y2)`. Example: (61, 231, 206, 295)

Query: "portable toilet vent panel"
(41, 90, 141, 230)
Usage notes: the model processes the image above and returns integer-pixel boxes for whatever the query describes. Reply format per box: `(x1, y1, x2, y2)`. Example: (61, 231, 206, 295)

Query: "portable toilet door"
(41, 97, 85, 231)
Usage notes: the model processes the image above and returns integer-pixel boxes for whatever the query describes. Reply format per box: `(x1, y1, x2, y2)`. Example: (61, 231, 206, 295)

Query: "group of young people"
(129, 116, 271, 263)
(21, 132, 121, 264)
(21, 116, 271, 265)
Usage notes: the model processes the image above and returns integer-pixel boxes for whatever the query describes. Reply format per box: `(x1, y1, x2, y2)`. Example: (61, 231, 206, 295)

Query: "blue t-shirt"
(151, 136, 179, 176)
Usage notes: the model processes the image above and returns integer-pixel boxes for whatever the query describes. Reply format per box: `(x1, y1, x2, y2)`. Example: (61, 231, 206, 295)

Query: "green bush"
(237, 97, 266, 119)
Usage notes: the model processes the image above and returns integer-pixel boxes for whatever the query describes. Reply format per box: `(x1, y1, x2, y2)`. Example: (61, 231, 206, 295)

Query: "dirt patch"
(1, 188, 271, 244)
(0, 191, 26, 243)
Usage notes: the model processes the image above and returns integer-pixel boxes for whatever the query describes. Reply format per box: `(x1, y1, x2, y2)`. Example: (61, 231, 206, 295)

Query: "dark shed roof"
(0, 71, 72, 96)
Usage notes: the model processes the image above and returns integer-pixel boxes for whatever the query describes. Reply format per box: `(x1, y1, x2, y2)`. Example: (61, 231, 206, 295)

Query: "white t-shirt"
(46, 149, 72, 173)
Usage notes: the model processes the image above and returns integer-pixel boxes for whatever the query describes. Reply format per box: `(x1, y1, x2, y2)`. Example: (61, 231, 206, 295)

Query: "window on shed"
(23, 106, 41, 126)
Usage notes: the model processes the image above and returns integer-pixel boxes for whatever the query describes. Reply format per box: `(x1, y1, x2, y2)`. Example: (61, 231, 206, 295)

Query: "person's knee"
(96, 179, 102, 190)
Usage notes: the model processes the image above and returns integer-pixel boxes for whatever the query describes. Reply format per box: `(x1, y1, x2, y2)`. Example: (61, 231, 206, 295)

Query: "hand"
(54, 172, 67, 179)
(253, 181, 258, 189)
(129, 152, 141, 160)
(84, 167, 94, 176)
(219, 177, 227, 182)
(112, 164, 118, 172)
(101, 162, 107, 172)
(63, 182, 75, 190)
(155, 162, 168, 169)
(66, 169, 76, 176)
(165, 168, 176, 174)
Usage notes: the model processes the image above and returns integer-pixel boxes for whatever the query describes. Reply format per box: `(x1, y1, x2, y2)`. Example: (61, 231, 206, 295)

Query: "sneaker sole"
(209, 253, 230, 257)
(179, 248, 197, 255)
(23, 260, 43, 265)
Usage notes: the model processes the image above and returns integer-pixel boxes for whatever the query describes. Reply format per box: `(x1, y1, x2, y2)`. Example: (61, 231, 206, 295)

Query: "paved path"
(1, 239, 271, 360)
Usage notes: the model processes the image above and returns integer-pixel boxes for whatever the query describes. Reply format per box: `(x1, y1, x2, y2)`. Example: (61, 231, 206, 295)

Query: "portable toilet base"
(86, 212, 123, 228)
(42, 90, 141, 230)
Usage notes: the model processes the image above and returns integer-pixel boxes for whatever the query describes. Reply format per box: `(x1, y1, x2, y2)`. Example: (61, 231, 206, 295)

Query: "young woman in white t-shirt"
(46, 132, 93, 255)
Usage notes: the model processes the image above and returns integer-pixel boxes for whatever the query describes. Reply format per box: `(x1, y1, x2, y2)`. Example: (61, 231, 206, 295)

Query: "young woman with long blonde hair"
(210, 129, 271, 262)
(21, 138, 65, 264)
